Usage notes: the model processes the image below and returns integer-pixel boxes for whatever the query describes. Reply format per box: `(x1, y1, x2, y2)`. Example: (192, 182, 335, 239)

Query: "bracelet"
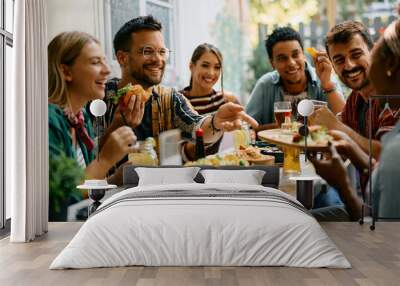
(322, 85, 337, 95)
(210, 114, 221, 134)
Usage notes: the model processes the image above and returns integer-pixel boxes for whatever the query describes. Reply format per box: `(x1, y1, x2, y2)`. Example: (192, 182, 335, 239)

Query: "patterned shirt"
(341, 90, 398, 140)
(180, 87, 224, 115)
(103, 78, 206, 141)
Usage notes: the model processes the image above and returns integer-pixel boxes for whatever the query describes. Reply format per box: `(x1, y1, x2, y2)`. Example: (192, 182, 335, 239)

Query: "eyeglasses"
(139, 46, 171, 60)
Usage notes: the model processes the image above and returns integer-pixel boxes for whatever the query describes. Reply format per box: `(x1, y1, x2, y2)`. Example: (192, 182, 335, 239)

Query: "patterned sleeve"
(375, 111, 397, 140)
(172, 90, 207, 140)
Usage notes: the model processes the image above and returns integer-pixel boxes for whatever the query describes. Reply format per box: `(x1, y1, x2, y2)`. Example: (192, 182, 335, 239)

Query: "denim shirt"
(245, 63, 343, 125)
(372, 120, 400, 218)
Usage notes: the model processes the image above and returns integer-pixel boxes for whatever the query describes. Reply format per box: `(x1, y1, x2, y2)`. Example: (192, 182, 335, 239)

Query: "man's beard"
(286, 78, 303, 85)
(128, 57, 164, 88)
(130, 67, 164, 88)
(341, 67, 369, 90)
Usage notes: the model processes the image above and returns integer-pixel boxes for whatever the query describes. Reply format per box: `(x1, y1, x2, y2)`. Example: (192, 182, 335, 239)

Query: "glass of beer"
(282, 146, 301, 174)
(310, 100, 328, 111)
(274, 101, 292, 127)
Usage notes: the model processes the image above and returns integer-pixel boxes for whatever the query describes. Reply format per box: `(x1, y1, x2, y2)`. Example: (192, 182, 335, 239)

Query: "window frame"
(0, 0, 13, 231)
(104, 0, 176, 77)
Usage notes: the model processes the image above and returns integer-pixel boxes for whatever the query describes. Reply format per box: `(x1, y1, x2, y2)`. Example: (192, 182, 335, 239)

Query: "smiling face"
(190, 51, 221, 92)
(271, 40, 307, 86)
(65, 41, 110, 102)
(328, 34, 371, 90)
(125, 30, 166, 88)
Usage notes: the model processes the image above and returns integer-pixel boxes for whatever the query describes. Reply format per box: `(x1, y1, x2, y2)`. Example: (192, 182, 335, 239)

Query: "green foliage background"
(49, 153, 84, 220)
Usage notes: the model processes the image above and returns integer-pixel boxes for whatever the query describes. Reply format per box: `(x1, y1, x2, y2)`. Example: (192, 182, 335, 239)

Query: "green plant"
(49, 153, 84, 221)
(245, 43, 273, 94)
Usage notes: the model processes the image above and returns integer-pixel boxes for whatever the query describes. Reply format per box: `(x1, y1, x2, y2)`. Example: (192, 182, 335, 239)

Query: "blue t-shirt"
(245, 63, 343, 125)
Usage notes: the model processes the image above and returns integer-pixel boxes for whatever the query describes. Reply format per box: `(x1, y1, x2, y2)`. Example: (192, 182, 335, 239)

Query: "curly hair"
(325, 21, 373, 54)
(113, 15, 162, 55)
(265, 26, 304, 59)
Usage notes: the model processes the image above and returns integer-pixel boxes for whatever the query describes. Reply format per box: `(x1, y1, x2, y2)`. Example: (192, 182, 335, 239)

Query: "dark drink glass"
(274, 101, 292, 127)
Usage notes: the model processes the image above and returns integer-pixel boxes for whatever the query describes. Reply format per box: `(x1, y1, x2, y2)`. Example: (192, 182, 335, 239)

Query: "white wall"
(174, 0, 225, 89)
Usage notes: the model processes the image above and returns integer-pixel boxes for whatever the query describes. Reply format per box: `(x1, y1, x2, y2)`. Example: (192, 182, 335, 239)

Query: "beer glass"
(310, 100, 327, 111)
(282, 146, 301, 174)
(274, 101, 292, 127)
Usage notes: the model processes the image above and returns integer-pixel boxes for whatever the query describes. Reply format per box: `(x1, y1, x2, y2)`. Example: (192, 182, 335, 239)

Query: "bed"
(50, 166, 350, 269)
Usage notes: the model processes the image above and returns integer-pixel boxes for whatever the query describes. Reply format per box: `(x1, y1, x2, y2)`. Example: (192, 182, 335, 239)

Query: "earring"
(387, 70, 392, 77)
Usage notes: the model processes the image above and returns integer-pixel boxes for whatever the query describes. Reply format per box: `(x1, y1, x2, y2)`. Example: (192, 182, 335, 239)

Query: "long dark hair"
(189, 43, 224, 94)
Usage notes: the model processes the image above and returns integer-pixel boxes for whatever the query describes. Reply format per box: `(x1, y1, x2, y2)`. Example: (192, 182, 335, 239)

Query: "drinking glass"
(274, 101, 292, 127)
(310, 100, 328, 111)
(296, 100, 327, 122)
(282, 146, 301, 174)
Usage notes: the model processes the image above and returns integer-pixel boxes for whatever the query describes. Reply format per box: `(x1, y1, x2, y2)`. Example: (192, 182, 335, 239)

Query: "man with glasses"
(102, 15, 257, 163)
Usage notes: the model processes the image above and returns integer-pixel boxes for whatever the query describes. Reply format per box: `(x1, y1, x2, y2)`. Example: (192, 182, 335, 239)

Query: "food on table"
(128, 138, 158, 166)
(306, 47, 318, 59)
(112, 83, 152, 106)
(238, 145, 275, 165)
(292, 125, 332, 145)
(185, 152, 249, 167)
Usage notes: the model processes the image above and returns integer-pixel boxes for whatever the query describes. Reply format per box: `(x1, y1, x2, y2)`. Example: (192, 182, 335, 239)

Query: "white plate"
(76, 184, 117, 190)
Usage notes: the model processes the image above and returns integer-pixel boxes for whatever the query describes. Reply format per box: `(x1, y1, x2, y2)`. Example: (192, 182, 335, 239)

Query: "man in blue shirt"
(246, 27, 345, 131)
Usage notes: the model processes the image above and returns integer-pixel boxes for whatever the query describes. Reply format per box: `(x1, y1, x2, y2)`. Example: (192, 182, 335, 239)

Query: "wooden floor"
(0, 222, 399, 286)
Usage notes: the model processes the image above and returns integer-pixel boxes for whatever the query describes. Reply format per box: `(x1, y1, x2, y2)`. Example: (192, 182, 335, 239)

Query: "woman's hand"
(307, 142, 352, 191)
(213, 102, 258, 132)
(328, 130, 372, 172)
(328, 130, 354, 157)
(99, 126, 137, 166)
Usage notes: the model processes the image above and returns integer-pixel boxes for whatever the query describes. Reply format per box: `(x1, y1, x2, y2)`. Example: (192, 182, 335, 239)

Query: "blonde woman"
(48, 31, 137, 180)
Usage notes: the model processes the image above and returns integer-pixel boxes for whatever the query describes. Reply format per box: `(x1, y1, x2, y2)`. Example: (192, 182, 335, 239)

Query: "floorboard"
(0, 222, 399, 286)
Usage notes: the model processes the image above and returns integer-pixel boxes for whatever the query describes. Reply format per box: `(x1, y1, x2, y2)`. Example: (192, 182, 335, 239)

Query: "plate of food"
(238, 145, 275, 165)
(185, 153, 249, 167)
(257, 125, 332, 150)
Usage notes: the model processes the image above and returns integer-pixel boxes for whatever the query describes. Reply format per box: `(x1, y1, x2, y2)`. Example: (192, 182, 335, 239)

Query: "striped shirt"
(342, 90, 397, 140)
(180, 87, 225, 155)
(180, 87, 225, 115)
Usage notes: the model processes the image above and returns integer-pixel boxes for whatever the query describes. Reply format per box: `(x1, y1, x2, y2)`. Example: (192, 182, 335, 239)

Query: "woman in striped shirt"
(180, 43, 239, 156)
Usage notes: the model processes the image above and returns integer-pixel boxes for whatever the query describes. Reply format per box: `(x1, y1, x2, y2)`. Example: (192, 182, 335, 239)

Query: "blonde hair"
(48, 31, 99, 107)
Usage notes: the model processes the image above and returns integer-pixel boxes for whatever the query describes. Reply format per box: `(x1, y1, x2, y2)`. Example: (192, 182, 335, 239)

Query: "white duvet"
(50, 183, 350, 269)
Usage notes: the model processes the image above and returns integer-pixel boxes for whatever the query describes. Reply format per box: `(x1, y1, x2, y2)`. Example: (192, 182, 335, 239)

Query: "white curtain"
(8, 0, 48, 242)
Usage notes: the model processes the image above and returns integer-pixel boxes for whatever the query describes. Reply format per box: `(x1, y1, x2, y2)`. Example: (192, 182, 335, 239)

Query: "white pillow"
(200, 169, 266, 185)
(136, 167, 200, 186)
